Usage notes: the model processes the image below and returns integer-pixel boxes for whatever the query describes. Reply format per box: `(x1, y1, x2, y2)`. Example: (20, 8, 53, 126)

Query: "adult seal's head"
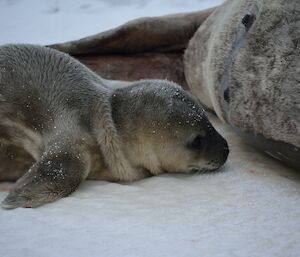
(184, 0, 300, 169)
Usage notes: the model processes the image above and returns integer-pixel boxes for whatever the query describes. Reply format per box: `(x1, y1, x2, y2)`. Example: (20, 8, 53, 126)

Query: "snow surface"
(0, 0, 221, 45)
(1, 1, 300, 257)
(1, 115, 300, 257)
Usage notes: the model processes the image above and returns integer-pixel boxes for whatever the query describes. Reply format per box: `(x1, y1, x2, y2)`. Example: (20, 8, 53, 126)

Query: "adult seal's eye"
(242, 13, 255, 31)
(187, 135, 203, 150)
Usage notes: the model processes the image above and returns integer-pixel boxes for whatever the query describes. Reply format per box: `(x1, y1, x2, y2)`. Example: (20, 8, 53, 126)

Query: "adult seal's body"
(0, 44, 229, 209)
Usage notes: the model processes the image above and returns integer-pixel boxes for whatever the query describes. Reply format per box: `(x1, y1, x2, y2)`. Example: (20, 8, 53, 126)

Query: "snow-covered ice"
(0, 0, 221, 45)
(1, 115, 300, 257)
(1, 1, 300, 257)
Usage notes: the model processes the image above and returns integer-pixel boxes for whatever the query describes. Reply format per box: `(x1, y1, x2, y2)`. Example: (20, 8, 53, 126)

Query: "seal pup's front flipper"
(1, 140, 91, 209)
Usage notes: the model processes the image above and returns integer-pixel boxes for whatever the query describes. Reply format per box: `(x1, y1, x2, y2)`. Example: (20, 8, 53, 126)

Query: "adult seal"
(0, 44, 229, 209)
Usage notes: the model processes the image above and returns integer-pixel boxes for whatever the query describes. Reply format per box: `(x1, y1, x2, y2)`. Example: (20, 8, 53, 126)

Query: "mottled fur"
(185, 0, 300, 148)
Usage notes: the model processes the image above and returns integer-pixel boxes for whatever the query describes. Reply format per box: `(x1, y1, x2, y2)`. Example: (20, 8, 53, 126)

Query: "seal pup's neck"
(108, 85, 164, 176)
(90, 84, 147, 182)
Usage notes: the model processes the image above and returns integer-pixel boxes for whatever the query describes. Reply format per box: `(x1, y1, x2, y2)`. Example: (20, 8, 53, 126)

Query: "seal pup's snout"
(216, 138, 229, 166)
(206, 136, 229, 170)
(222, 143, 230, 164)
(186, 130, 229, 173)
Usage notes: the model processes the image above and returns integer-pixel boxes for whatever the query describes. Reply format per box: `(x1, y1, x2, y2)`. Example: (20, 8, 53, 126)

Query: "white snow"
(0, 0, 221, 45)
(1, 115, 300, 257)
(1, 1, 300, 257)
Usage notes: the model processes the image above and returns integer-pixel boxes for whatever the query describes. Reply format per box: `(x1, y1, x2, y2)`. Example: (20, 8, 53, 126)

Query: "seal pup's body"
(0, 44, 228, 209)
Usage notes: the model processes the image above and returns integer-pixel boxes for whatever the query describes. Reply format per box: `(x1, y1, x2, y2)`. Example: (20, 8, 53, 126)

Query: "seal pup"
(0, 44, 229, 209)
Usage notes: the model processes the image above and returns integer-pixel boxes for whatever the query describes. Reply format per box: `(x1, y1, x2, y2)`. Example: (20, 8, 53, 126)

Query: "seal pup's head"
(110, 80, 229, 175)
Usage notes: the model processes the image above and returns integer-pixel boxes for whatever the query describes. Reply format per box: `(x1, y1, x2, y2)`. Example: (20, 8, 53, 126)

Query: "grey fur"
(0, 44, 228, 209)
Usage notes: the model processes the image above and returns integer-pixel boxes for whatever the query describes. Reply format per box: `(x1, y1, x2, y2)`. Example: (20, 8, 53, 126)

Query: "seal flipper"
(1, 142, 91, 209)
(49, 8, 216, 55)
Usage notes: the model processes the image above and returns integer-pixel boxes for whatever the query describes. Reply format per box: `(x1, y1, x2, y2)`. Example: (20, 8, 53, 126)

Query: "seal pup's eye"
(187, 135, 203, 150)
